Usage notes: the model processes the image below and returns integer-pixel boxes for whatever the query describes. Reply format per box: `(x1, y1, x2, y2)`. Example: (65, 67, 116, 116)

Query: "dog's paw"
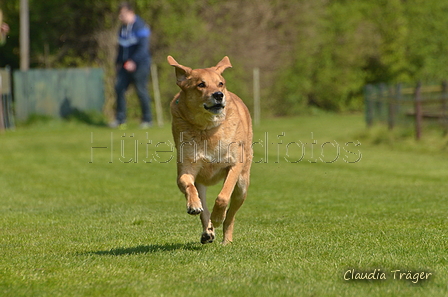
(187, 207, 203, 215)
(186, 201, 203, 215)
(200, 229, 215, 244)
(210, 212, 226, 228)
(221, 239, 232, 246)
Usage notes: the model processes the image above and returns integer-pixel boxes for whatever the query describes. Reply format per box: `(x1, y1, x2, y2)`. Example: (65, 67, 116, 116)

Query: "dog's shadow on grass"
(87, 242, 203, 256)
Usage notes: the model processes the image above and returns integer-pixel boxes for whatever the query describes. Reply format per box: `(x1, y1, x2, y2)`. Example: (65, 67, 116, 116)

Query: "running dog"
(167, 56, 253, 245)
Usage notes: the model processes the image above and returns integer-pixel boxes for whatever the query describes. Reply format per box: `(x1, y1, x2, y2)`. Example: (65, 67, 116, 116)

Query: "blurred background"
(1, 0, 448, 123)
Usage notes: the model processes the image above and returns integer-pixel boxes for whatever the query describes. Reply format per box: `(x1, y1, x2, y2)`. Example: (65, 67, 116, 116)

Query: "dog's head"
(167, 56, 232, 116)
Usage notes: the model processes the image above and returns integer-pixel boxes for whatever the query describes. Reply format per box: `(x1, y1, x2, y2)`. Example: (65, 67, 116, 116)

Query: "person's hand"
(1, 23, 9, 34)
(124, 60, 136, 72)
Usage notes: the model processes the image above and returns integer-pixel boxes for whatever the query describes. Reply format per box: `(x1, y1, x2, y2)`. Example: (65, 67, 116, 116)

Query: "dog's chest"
(176, 128, 243, 166)
(194, 137, 241, 185)
(196, 137, 242, 165)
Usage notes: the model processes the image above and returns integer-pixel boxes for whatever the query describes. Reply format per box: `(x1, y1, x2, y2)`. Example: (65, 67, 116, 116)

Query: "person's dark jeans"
(114, 62, 152, 124)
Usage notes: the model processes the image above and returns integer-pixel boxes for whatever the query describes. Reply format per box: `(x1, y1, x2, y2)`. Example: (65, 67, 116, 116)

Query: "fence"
(0, 67, 15, 130)
(364, 82, 448, 140)
(14, 68, 104, 122)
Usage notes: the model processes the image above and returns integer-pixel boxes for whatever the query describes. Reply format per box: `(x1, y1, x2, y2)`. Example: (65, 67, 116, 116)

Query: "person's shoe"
(108, 120, 120, 128)
(109, 120, 127, 130)
(139, 122, 152, 129)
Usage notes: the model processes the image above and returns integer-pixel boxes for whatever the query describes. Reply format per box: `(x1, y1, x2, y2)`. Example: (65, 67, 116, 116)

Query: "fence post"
(0, 75, 4, 132)
(364, 84, 374, 127)
(379, 83, 388, 123)
(0, 66, 14, 130)
(442, 80, 448, 135)
(20, 0, 30, 71)
(6, 66, 15, 129)
(387, 87, 395, 130)
(393, 83, 402, 129)
(253, 67, 260, 126)
(414, 81, 422, 140)
(150, 64, 164, 127)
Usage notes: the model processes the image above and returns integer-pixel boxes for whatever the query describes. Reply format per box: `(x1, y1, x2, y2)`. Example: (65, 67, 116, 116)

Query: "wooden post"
(388, 85, 395, 130)
(364, 84, 374, 127)
(395, 84, 402, 113)
(379, 83, 387, 122)
(0, 9, 4, 45)
(0, 75, 4, 132)
(442, 80, 448, 135)
(414, 81, 422, 141)
(150, 64, 163, 127)
(20, 0, 30, 71)
(253, 67, 260, 126)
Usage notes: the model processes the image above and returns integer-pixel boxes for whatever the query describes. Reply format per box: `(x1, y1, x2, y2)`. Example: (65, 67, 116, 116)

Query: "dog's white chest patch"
(196, 139, 242, 165)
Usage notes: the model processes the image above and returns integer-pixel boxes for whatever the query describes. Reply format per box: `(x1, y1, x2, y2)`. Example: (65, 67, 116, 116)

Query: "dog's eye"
(218, 82, 224, 87)
(197, 82, 206, 88)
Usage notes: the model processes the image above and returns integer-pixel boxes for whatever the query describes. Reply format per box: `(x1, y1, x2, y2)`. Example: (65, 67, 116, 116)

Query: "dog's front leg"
(177, 172, 203, 215)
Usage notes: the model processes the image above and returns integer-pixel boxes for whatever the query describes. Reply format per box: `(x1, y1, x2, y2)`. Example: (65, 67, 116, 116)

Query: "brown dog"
(167, 56, 253, 245)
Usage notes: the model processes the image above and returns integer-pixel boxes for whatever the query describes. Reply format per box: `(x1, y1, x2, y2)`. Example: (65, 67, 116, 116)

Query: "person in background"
(0, 9, 10, 45)
(110, 2, 152, 129)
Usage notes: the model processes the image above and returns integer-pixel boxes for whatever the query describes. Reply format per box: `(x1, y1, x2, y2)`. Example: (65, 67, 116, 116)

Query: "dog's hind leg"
(222, 176, 248, 245)
(196, 183, 215, 244)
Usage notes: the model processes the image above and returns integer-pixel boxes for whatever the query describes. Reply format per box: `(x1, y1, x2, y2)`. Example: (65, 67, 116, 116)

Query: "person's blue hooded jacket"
(116, 15, 150, 66)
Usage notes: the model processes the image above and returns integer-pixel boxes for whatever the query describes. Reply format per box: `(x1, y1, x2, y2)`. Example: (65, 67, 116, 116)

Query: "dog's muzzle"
(204, 92, 226, 114)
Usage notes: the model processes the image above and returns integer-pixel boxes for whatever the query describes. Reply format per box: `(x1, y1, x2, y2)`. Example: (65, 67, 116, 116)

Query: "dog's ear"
(214, 56, 232, 74)
(167, 56, 192, 84)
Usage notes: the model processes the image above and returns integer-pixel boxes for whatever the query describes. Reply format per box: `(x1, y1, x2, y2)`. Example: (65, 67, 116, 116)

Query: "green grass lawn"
(1, 114, 447, 296)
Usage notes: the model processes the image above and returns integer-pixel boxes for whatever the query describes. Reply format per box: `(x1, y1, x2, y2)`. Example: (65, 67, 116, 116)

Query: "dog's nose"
(212, 92, 224, 102)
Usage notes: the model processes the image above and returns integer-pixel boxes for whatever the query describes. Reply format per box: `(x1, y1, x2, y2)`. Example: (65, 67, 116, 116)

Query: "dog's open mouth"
(204, 103, 225, 114)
